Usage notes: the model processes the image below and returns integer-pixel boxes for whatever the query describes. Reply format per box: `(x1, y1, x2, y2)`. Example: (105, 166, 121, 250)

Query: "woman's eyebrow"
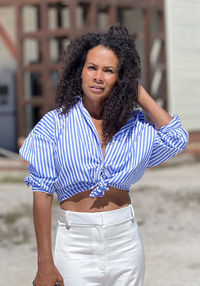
(86, 62, 118, 71)
(86, 62, 96, 65)
(86, 62, 115, 67)
(104, 65, 116, 69)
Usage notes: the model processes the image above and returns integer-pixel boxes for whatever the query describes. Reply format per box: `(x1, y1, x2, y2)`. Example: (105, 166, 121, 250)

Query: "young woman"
(20, 24, 188, 286)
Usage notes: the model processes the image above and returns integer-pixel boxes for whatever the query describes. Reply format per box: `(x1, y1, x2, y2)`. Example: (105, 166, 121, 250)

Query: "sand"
(0, 159, 200, 286)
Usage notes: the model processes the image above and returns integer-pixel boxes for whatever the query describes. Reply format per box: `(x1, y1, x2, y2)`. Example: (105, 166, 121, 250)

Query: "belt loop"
(130, 205, 135, 221)
(66, 211, 71, 230)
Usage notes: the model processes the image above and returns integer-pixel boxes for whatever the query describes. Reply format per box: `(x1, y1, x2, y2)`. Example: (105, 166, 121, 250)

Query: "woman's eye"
(88, 66, 96, 70)
(105, 69, 114, 73)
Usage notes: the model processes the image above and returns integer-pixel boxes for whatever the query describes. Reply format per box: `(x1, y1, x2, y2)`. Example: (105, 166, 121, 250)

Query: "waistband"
(58, 204, 134, 227)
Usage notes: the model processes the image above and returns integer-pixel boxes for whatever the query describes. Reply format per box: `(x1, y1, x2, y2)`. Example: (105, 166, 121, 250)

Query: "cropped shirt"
(20, 97, 188, 202)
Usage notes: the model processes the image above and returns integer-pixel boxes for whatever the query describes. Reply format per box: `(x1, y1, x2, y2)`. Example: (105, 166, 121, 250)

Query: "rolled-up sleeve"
(147, 114, 189, 167)
(20, 132, 57, 194)
(19, 111, 58, 194)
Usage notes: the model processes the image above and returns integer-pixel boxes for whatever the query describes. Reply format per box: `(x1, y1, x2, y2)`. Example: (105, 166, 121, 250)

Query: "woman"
(20, 24, 188, 286)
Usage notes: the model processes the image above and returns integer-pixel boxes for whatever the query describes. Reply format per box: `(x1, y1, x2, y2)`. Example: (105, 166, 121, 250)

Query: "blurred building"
(0, 0, 199, 151)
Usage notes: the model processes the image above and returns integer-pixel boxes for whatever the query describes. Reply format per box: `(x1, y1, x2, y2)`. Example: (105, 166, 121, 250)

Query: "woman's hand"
(33, 263, 64, 286)
(138, 85, 173, 129)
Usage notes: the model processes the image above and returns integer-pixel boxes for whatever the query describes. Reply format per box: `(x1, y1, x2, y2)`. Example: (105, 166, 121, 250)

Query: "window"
(0, 85, 9, 105)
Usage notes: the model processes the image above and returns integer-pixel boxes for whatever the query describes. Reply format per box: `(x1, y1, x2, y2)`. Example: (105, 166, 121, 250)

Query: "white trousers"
(54, 205, 145, 286)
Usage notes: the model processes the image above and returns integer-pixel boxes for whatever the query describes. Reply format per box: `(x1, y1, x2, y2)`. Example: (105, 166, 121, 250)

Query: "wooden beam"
(40, 1, 53, 115)
(0, 0, 16, 6)
(88, 0, 97, 29)
(0, 0, 67, 6)
(0, 20, 17, 59)
(21, 28, 70, 39)
(16, 3, 26, 137)
(108, 4, 117, 27)
(143, 7, 151, 93)
(23, 62, 61, 72)
(160, 9, 167, 110)
(24, 97, 44, 106)
(69, 0, 76, 39)
(23, 64, 43, 73)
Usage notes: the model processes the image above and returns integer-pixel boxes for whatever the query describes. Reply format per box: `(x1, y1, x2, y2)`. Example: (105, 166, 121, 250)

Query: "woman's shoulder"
(134, 109, 145, 121)
(33, 105, 78, 141)
(32, 109, 65, 142)
(130, 109, 147, 127)
(129, 109, 156, 135)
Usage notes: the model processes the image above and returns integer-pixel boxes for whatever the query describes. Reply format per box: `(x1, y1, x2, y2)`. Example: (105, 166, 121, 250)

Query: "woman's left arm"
(138, 85, 173, 129)
(137, 85, 189, 167)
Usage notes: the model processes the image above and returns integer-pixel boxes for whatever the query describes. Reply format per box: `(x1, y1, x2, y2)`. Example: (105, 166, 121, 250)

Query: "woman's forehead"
(85, 45, 119, 67)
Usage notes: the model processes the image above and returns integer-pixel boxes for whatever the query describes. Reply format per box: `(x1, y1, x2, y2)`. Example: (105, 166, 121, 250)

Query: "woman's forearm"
(33, 192, 54, 265)
(33, 192, 64, 286)
(138, 85, 173, 129)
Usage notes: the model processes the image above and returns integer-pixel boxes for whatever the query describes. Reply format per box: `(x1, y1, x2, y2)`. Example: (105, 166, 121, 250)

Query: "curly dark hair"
(55, 23, 141, 141)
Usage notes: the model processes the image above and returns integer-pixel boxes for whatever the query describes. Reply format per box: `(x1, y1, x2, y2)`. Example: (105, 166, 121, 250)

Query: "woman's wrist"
(137, 85, 173, 129)
(38, 252, 54, 265)
(137, 85, 153, 110)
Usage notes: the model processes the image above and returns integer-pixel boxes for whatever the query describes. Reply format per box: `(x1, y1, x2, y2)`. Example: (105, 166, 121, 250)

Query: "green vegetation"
(0, 203, 32, 246)
(0, 175, 24, 183)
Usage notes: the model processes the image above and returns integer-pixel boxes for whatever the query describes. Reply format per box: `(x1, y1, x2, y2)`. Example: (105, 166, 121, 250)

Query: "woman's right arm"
(33, 192, 64, 286)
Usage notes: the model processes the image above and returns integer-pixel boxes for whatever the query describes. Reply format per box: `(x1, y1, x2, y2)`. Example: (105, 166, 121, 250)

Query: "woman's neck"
(82, 96, 103, 119)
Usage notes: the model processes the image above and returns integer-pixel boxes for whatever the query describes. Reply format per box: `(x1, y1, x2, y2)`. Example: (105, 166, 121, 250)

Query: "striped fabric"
(20, 98, 188, 202)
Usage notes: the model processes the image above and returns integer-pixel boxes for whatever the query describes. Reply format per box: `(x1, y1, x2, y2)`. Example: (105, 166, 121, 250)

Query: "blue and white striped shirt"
(20, 98, 188, 202)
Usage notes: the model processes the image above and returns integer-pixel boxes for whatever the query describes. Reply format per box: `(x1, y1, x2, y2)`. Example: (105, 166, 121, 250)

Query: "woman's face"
(81, 45, 119, 104)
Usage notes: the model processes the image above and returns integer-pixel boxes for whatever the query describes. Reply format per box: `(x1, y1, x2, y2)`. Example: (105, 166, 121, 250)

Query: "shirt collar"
(77, 96, 140, 131)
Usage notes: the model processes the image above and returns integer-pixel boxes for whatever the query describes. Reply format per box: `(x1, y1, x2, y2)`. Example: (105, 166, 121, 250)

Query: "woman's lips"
(90, 86, 104, 93)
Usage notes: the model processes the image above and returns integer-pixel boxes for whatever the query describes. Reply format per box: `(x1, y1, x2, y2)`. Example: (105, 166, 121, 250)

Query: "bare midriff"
(60, 187, 131, 212)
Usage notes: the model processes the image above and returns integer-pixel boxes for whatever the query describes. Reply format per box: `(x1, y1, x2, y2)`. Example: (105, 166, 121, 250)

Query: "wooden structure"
(0, 0, 166, 137)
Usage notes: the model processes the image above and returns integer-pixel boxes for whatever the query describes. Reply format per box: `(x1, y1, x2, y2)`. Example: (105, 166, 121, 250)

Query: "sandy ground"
(0, 158, 200, 286)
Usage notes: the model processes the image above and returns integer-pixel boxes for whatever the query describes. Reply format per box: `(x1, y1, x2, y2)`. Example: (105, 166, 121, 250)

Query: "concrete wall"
(0, 7, 16, 70)
(165, 0, 200, 131)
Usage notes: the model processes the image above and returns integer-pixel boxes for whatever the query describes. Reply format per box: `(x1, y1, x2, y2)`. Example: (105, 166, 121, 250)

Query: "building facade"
(0, 0, 199, 151)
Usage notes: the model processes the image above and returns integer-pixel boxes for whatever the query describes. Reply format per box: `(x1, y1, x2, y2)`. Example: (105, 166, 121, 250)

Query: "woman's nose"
(94, 70, 103, 83)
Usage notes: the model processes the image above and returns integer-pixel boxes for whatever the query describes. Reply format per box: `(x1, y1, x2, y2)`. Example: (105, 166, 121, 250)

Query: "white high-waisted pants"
(54, 205, 145, 286)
